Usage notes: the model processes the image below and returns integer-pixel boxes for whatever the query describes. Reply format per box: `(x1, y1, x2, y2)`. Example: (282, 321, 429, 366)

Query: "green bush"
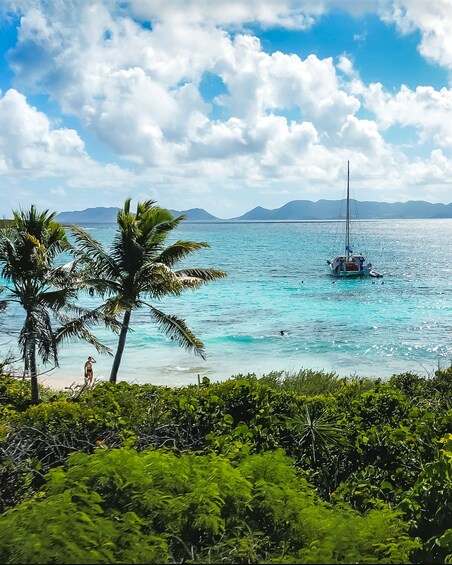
(0, 487, 169, 564)
(400, 433, 452, 564)
(0, 375, 31, 412)
(248, 369, 344, 396)
(0, 447, 418, 564)
(0, 369, 450, 562)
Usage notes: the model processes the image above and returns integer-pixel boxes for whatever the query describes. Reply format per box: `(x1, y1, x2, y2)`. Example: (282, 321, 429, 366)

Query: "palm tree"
(0, 206, 116, 403)
(71, 199, 227, 384)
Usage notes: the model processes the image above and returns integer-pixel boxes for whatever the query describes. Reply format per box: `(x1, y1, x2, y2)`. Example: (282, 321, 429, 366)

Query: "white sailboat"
(327, 162, 382, 278)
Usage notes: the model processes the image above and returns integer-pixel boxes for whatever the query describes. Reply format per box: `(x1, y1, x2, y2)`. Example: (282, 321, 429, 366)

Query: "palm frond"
(39, 289, 78, 311)
(156, 241, 210, 267)
(135, 263, 184, 299)
(171, 277, 205, 291)
(5, 286, 26, 303)
(111, 231, 143, 275)
(0, 238, 21, 279)
(76, 276, 123, 297)
(11, 207, 69, 265)
(70, 225, 120, 279)
(54, 321, 112, 356)
(18, 308, 58, 365)
(175, 268, 227, 282)
(143, 209, 181, 234)
(36, 310, 58, 365)
(117, 206, 140, 240)
(122, 197, 133, 215)
(53, 305, 120, 354)
(48, 264, 80, 291)
(46, 235, 72, 260)
(0, 282, 6, 306)
(101, 296, 136, 317)
(141, 215, 184, 255)
(55, 304, 121, 334)
(145, 303, 205, 359)
(136, 199, 158, 219)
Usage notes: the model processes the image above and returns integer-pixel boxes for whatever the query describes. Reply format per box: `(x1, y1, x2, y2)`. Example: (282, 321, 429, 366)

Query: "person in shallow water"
(84, 356, 96, 386)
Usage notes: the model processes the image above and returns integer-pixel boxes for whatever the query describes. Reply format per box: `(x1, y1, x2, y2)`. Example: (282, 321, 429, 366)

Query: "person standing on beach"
(84, 356, 96, 386)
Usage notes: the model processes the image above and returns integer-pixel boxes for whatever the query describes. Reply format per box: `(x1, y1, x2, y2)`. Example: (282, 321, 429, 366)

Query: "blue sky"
(0, 1, 451, 218)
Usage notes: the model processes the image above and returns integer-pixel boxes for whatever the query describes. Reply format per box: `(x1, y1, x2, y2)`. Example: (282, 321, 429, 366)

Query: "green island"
(0, 203, 451, 564)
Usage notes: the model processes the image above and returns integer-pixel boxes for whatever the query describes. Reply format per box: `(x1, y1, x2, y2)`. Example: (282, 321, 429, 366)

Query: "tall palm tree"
(71, 199, 227, 384)
(0, 206, 116, 403)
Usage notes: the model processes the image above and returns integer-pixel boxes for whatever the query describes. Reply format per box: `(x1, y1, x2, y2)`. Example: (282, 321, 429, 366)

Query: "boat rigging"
(327, 161, 382, 278)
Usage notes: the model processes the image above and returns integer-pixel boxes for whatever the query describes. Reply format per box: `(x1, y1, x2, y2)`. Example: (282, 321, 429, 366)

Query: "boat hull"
(327, 255, 372, 278)
(331, 269, 368, 278)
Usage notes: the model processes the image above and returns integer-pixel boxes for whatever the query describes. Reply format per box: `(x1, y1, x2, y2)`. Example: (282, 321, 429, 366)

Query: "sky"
(0, 0, 452, 218)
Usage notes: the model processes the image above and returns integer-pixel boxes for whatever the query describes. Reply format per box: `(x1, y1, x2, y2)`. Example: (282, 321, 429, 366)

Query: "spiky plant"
(71, 199, 226, 384)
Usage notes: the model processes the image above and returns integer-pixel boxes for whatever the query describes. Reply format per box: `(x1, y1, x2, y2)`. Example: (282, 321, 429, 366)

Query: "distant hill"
(56, 207, 220, 223)
(168, 208, 219, 221)
(56, 207, 120, 223)
(55, 199, 452, 224)
(234, 199, 452, 220)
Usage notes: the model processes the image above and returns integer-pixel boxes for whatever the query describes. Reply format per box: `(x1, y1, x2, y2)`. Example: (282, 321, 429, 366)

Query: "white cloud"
(0, 89, 86, 171)
(0, 0, 451, 214)
(336, 55, 355, 77)
(339, 115, 388, 156)
(128, 0, 324, 29)
(50, 186, 66, 196)
(363, 82, 452, 147)
(0, 87, 143, 214)
(380, 0, 452, 70)
(216, 43, 361, 134)
(6, 5, 366, 169)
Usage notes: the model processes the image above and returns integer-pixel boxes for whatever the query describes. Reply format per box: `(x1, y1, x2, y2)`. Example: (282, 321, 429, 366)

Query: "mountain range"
(55, 199, 452, 223)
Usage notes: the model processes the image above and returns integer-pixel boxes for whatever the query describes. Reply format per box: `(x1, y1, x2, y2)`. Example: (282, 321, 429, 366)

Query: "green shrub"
(0, 369, 450, 563)
(400, 433, 452, 564)
(0, 375, 31, 412)
(252, 369, 343, 396)
(0, 447, 419, 564)
(0, 487, 169, 564)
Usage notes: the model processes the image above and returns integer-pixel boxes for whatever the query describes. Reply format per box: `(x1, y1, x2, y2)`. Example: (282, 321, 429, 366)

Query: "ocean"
(1, 219, 451, 386)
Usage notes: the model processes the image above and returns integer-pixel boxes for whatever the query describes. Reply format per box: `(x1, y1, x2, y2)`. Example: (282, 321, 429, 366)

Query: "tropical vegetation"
(0, 207, 116, 403)
(0, 367, 450, 563)
(0, 201, 225, 397)
(70, 198, 226, 383)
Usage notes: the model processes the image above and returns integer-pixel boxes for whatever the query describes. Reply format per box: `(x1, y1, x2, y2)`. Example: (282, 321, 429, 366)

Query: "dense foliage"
(0, 367, 450, 563)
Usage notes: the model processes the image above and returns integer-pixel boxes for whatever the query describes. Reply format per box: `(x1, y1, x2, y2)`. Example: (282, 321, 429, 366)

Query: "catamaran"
(327, 162, 382, 278)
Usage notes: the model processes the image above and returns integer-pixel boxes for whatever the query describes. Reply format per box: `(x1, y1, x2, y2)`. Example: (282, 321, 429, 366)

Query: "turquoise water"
(1, 219, 451, 385)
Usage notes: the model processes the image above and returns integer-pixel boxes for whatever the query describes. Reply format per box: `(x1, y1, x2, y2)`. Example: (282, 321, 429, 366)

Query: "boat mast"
(345, 160, 350, 261)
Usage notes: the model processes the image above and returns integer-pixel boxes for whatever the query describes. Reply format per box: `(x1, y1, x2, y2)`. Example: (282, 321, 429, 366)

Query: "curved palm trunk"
(28, 337, 39, 404)
(109, 309, 131, 384)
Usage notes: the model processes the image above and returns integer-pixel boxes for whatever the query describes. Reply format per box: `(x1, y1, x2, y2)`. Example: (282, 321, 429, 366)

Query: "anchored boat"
(327, 162, 382, 278)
